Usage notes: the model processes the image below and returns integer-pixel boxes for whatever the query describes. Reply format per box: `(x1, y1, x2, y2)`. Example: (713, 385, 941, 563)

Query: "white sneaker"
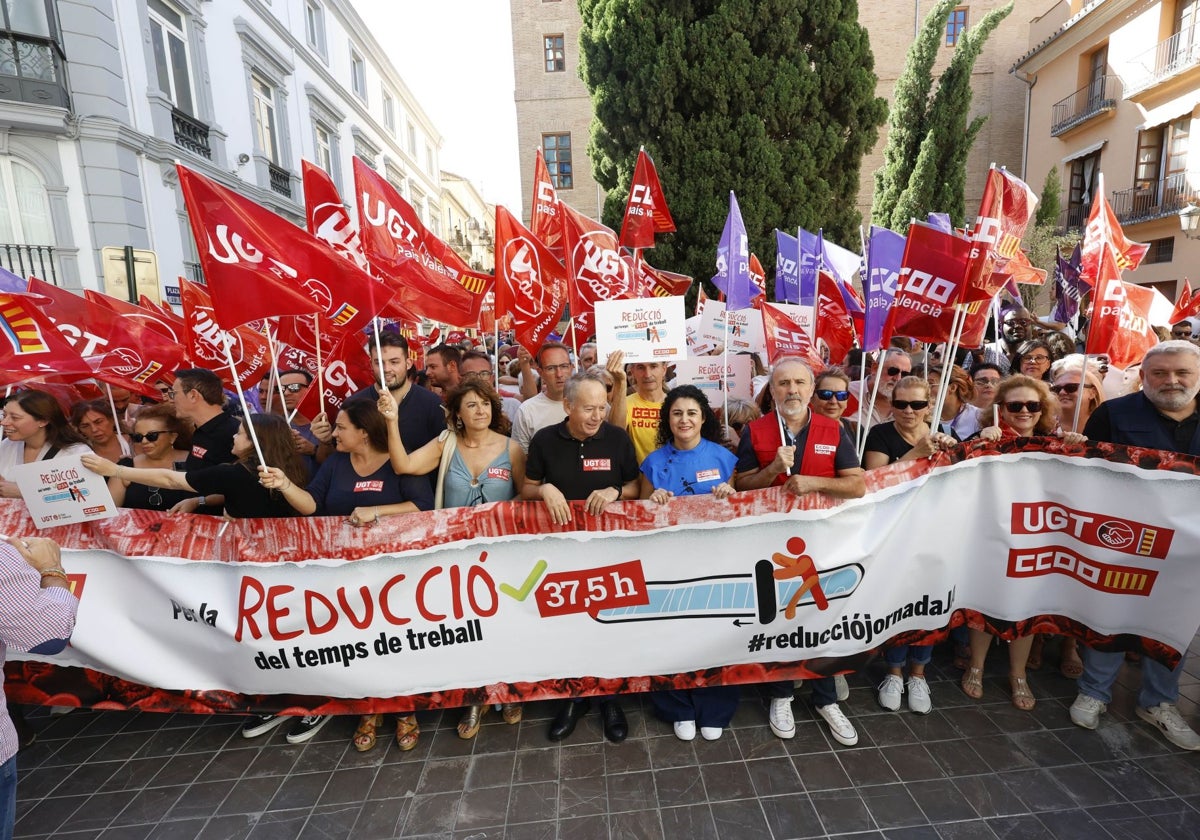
(834, 674, 850, 701)
(1069, 693, 1107, 730)
(817, 703, 858, 746)
(700, 726, 723, 740)
(906, 676, 932, 715)
(768, 697, 796, 739)
(673, 720, 697, 741)
(877, 674, 903, 711)
(1137, 703, 1200, 751)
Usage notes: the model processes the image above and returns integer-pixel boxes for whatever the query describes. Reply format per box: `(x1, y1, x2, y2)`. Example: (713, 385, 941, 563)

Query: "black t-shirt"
(187, 462, 298, 519)
(186, 411, 240, 470)
(862, 421, 929, 466)
(117, 456, 193, 511)
(526, 420, 639, 500)
(351, 384, 446, 487)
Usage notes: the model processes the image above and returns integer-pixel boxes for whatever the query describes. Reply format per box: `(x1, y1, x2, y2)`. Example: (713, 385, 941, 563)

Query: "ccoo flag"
(711, 191, 755, 311)
(619, 148, 676, 249)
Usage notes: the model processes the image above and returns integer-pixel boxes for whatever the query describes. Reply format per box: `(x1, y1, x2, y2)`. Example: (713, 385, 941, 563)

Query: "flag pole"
(103, 382, 122, 435)
(493, 319, 500, 391)
(221, 339, 265, 467)
(857, 349, 886, 460)
(373, 316, 386, 395)
(264, 326, 289, 419)
(1071, 354, 1091, 433)
(567, 318, 579, 361)
(313, 315, 325, 424)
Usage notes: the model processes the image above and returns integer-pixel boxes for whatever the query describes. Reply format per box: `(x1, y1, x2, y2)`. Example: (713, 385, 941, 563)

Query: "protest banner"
(9, 454, 117, 529)
(593, 296, 686, 362)
(670, 354, 754, 401)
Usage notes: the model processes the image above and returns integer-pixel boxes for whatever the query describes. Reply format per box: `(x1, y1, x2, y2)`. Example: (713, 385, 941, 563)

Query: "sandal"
(1010, 676, 1036, 711)
(1027, 634, 1045, 670)
(396, 714, 420, 751)
(961, 667, 984, 700)
(353, 714, 381, 752)
(457, 704, 487, 740)
(1060, 640, 1084, 679)
(501, 702, 523, 725)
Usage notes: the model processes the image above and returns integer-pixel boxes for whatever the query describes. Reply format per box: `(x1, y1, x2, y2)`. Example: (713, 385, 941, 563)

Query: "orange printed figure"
(772, 536, 828, 618)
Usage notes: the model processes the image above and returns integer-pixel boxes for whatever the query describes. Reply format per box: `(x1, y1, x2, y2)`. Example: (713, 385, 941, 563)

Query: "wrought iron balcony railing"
(1126, 25, 1200, 95)
(0, 243, 58, 284)
(171, 108, 212, 160)
(1110, 173, 1199, 225)
(268, 163, 292, 198)
(1050, 75, 1120, 136)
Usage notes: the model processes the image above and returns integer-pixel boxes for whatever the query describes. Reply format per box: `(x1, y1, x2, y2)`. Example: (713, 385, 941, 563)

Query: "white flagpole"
(222, 340, 265, 467)
(1071, 354, 1091, 433)
(313, 315, 325, 424)
(264, 326, 288, 419)
(373, 317, 386, 395)
(857, 350, 886, 459)
(103, 382, 121, 433)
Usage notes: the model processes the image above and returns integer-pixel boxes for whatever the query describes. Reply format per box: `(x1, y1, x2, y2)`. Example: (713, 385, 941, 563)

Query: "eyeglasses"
(885, 366, 911, 377)
(279, 383, 306, 393)
(891, 399, 929, 411)
(166, 387, 192, 401)
(814, 389, 850, 401)
(540, 363, 573, 374)
(1003, 400, 1042, 413)
(130, 431, 170, 443)
(1023, 355, 1051, 364)
(973, 377, 999, 387)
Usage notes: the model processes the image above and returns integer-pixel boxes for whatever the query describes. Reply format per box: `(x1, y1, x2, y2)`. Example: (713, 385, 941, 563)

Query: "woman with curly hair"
(640, 385, 740, 740)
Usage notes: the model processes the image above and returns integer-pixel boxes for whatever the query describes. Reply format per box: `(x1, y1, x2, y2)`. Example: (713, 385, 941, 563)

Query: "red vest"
(747, 411, 841, 486)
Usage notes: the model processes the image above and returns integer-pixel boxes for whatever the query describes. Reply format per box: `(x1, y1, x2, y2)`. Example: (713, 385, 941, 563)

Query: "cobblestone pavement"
(11, 637, 1200, 839)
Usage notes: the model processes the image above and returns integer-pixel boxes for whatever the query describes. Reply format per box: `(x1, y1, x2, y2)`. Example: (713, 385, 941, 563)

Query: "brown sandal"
(961, 667, 984, 700)
(1027, 634, 1045, 670)
(396, 714, 420, 751)
(1010, 676, 1036, 711)
(1060, 639, 1084, 679)
(457, 704, 487, 740)
(353, 714, 381, 752)
(502, 703, 523, 725)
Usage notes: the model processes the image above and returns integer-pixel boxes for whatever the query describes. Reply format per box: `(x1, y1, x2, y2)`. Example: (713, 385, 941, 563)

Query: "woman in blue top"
(260, 397, 432, 754)
(379, 377, 525, 740)
(640, 385, 739, 741)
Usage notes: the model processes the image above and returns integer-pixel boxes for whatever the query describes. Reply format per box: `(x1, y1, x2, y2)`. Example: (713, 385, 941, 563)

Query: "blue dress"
(442, 446, 517, 509)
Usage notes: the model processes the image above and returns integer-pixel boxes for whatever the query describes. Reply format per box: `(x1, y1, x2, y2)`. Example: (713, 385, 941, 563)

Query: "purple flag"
(798, 228, 820, 310)
(0, 266, 28, 294)
(1052, 243, 1084, 323)
(927, 212, 953, 233)
(711, 191, 755, 311)
(775, 230, 800, 304)
(863, 225, 905, 352)
(819, 230, 865, 319)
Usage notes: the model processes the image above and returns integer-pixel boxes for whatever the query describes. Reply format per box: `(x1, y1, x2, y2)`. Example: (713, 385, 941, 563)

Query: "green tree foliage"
(1035, 166, 1062, 228)
(579, 0, 887, 300)
(874, 1, 1013, 231)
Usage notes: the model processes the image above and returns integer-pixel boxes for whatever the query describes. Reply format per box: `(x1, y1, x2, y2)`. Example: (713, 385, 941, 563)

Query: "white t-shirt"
(0, 439, 93, 475)
(512, 393, 567, 453)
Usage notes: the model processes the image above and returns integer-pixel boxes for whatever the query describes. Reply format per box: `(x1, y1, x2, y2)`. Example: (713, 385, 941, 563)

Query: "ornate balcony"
(0, 32, 68, 108)
(1111, 173, 1199, 225)
(1050, 75, 1119, 136)
(171, 108, 212, 160)
(268, 163, 292, 198)
(1125, 25, 1200, 96)
(0, 243, 58, 284)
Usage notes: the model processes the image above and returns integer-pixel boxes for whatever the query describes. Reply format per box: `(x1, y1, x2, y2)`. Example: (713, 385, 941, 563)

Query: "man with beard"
(848, 348, 912, 433)
(1070, 341, 1200, 750)
(423, 343, 462, 398)
(970, 305, 1036, 374)
(733, 358, 865, 746)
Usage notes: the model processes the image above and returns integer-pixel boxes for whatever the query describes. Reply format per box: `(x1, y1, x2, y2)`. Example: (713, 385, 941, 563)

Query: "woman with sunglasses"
(105, 404, 194, 511)
(1050, 365, 1106, 433)
(861, 376, 955, 714)
(641, 385, 740, 741)
(366, 380, 526, 743)
(810, 368, 855, 436)
(964, 375, 1086, 710)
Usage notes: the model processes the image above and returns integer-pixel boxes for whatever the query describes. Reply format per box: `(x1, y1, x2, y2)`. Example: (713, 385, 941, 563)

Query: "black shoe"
(548, 699, 587, 741)
(601, 701, 627, 743)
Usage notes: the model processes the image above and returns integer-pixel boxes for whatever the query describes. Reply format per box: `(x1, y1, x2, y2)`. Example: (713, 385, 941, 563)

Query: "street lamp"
(1180, 204, 1200, 239)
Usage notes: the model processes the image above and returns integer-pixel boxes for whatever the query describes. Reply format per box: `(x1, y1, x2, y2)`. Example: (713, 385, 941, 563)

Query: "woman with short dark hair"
(0, 391, 91, 498)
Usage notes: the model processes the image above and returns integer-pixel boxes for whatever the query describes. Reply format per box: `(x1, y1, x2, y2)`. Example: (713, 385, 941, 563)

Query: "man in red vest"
(733, 357, 865, 746)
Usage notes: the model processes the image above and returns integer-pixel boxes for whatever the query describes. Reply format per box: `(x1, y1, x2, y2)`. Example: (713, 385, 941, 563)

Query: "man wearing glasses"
(460, 351, 523, 424)
(969, 306, 1036, 375)
(167, 368, 240, 515)
(848, 348, 912, 433)
(273, 369, 320, 479)
(512, 342, 574, 453)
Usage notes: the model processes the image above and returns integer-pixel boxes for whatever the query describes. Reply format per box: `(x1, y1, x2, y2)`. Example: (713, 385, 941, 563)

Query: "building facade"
(1014, 0, 1198, 300)
(509, 1, 1033, 237)
(0, 0, 479, 305)
(441, 170, 495, 273)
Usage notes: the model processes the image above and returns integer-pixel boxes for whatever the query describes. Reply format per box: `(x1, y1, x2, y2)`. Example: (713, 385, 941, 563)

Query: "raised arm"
(379, 391, 445, 475)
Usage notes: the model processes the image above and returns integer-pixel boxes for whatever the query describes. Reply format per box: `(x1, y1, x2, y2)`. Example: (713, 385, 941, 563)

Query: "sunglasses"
(892, 399, 929, 411)
(130, 431, 170, 443)
(815, 389, 850, 401)
(885, 366, 910, 377)
(1050, 383, 1089, 395)
(279, 383, 306, 393)
(1003, 400, 1042, 413)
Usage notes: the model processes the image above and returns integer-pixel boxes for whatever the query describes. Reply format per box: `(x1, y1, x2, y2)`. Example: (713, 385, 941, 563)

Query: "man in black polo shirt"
(523, 370, 639, 741)
(168, 368, 239, 514)
(338, 331, 446, 487)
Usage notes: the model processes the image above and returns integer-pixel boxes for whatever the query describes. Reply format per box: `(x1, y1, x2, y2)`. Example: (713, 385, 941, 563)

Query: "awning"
(1137, 91, 1200, 131)
(1062, 140, 1106, 165)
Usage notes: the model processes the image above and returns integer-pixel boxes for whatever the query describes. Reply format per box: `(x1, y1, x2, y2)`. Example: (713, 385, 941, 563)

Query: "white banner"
(594, 296, 687, 362)
(10, 454, 117, 529)
(8, 445, 1199, 711)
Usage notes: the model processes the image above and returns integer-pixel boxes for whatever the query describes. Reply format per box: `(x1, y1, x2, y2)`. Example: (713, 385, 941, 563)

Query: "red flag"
(83, 288, 186, 345)
(494, 206, 568, 350)
(293, 332, 376, 421)
(760, 301, 818, 366)
(619, 148, 676, 249)
(883, 222, 973, 344)
(354, 157, 490, 328)
(749, 253, 767, 302)
(0, 292, 93, 385)
(179, 278, 272, 390)
(560, 203, 637, 338)
(1085, 251, 1158, 369)
(624, 256, 692, 299)
(302, 160, 369, 270)
(1169, 280, 1200, 323)
(25, 278, 115, 358)
(178, 165, 331, 331)
(816, 270, 855, 364)
(962, 167, 1039, 303)
(531, 148, 563, 257)
(1080, 178, 1149, 286)
(81, 309, 187, 398)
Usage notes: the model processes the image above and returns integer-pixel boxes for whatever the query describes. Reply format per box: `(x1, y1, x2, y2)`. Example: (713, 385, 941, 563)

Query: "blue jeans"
(0, 754, 15, 840)
(884, 644, 933, 668)
(1078, 646, 1182, 708)
(764, 678, 837, 708)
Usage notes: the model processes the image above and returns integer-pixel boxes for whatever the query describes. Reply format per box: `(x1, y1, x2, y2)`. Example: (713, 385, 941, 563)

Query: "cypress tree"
(579, 0, 887, 297)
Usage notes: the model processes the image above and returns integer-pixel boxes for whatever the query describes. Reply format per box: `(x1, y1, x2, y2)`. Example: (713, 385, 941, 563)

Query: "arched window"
(0, 157, 54, 245)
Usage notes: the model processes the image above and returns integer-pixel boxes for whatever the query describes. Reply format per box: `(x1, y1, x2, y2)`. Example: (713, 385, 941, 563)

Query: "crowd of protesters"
(0, 309, 1196, 766)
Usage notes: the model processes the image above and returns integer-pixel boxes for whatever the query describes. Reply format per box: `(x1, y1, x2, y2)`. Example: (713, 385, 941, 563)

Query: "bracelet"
(39, 568, 68, 581)
(195, 496, 205, 507)
(282, 479, 292, 491)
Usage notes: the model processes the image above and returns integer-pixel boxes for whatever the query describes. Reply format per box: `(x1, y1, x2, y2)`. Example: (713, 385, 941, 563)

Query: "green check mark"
(499, 559, 548, 601)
